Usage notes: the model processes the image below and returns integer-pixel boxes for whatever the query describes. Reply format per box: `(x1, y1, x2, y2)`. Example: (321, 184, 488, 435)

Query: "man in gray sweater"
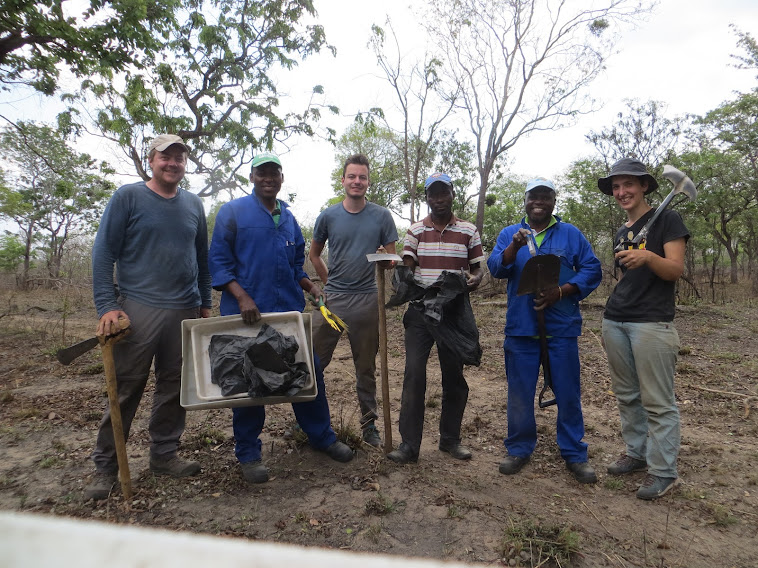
(85, 134, 212, 501)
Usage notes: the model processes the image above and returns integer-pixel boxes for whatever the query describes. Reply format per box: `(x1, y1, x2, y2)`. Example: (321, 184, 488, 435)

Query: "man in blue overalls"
(208, 153, 353, 484)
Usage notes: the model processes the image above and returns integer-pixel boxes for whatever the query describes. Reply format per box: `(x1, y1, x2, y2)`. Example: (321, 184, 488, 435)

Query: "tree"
(730, 27, 758, 78)
(425, 0, 652, 236)
(676, 148, 754, 286)
(65, 0, 335, 197)
(369, 21, 457, 223)
(480, 175, 528, 251)
(432, 131, 478, 222)
(699, 91, 758, 200)
(586, 99, 684, 169)
(0, 0, 179, 95)
(0, 121, 114, 288)
(327, 122, 408, 214)
(560, 158, 622, 267)
(0, 232, 25, 274)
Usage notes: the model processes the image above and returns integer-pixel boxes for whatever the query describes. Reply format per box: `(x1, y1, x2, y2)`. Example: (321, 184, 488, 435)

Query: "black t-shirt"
(604, 208, 690, 323)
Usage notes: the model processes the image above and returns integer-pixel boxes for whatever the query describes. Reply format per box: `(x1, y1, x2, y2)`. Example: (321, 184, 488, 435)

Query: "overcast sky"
(3, 0, 757, 230)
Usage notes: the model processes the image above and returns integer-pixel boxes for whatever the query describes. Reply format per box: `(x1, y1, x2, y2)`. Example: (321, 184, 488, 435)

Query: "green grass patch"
(500, 518, 580, 567)
(713, 352, 741, 362)
(707, 503, 738, 526)
(39, 456, 62, 469)
(604, 477, 625, 490)
(364, 492, 396, 516)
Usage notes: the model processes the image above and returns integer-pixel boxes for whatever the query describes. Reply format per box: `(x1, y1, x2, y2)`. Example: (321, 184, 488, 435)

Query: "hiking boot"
(149, 454, 201, 477)
(84, 471, 118, 501)
(439, 442, 472, 461)
(636, 474, 679, 500)
(321, 441, 354, 463)
(566, 461, 598, 484)
(386, 442, 418, 464)
(607, 454, 647, 475)
(240, 460, 269, 484)
(362, 424, 382, 448)
(498, 455, 530, 475)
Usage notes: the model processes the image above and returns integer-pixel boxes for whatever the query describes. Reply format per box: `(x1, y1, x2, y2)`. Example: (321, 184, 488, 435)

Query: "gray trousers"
(92, 298, 199, 473)
(602, 319, 681, 478)
(312, 291, 379, 428)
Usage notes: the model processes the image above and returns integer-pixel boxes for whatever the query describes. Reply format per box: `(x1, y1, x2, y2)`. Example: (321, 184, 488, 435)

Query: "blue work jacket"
(487, 216, 601, 337)
(209, 195, 308, 316)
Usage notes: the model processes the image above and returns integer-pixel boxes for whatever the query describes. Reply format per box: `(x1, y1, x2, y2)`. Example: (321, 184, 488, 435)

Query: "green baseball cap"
(251, 152, 282, 169)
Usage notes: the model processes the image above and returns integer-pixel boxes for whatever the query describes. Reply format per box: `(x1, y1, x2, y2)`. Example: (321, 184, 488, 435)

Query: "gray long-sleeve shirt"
(92, 181, 212, 317)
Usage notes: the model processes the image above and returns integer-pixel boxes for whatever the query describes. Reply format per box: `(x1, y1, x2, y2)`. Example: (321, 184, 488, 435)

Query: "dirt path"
(1, 290, 757, 567)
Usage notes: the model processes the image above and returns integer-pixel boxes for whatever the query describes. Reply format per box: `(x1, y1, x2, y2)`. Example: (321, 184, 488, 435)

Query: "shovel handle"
(97, 316, 132, 500)
(536, 310, 557, 409)
(101, 341, 132, 500)
(377, 265, 393, 453)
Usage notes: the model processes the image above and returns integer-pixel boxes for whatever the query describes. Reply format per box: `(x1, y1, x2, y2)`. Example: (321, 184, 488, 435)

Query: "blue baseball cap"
(525, 178, 556, 196)
(424, 172, 453, 192)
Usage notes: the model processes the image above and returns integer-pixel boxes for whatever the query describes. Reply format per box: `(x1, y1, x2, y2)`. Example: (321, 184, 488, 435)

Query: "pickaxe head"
(662, 165, 697, 201)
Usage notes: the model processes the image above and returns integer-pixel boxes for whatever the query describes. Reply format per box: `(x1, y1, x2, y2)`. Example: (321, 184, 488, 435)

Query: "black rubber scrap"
(208, 323, 309, 398)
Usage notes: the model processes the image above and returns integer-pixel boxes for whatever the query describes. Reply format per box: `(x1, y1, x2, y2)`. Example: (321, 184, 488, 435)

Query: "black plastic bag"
(387, 266, 482, 366)
(208, 323, 309, 398)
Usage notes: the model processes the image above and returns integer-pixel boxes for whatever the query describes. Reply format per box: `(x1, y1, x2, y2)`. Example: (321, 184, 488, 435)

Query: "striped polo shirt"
(403, 215, 485, 286)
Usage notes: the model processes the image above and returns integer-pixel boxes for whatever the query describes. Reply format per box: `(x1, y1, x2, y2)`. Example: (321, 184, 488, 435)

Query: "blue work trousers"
(503, 335, 588, 463)
(232, 353, 337, 463)
(601, 319, 680, 478)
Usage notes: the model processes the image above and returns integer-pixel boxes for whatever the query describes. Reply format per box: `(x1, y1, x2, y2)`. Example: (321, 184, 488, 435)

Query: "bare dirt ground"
(1, 284, 757, 567)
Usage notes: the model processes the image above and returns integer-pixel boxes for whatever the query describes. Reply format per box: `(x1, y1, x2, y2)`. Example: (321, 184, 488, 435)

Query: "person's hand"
(238, 296, 261, 324)
(97, 310, 129, 337)
(534, 286, 561, 311)
(615, 248, 652, 270)
(307, 282, 325, 304)
(511, 228, 531, 249)
(464, 271, 482, 291)
(199, 307, 212, 318)
(375, 245, 396, 270)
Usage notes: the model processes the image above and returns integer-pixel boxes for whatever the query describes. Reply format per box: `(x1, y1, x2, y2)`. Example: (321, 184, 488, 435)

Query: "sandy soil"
(1, 286, 757, 567)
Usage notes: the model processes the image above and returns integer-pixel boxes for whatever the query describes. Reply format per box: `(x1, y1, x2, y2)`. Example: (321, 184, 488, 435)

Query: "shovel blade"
(662, 165, 697, 201)
(516, 254, 561, 296)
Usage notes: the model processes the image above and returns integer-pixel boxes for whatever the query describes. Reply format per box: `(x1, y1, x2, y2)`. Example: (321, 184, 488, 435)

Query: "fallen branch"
(689, 385, 757, 418)
(581, 500, 615, 539)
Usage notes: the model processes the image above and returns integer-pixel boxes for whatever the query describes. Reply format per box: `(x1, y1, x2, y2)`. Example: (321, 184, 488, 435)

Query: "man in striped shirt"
(387, 173, 484, 464)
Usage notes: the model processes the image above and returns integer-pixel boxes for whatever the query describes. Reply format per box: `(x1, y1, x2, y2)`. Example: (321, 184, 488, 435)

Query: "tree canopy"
(0, 121, 114, 287)
(63, 0, 335, 197)
(0, 0, 179, 95)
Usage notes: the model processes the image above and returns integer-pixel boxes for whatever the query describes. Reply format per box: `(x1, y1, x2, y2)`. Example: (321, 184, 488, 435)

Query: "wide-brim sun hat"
(598, 157, 658, 195)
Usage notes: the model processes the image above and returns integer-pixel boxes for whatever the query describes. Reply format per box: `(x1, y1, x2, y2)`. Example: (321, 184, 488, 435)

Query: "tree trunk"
(475, 163, 494, 237)
(19, 222, 34, 291)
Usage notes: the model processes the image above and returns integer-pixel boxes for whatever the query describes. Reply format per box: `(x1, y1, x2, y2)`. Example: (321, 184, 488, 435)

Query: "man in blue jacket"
(208, 153, 353, 484)
(487, 178, 601, 484)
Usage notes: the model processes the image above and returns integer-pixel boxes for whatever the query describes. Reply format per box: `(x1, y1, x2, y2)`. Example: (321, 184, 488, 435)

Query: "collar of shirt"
(422, 213, 460, 231)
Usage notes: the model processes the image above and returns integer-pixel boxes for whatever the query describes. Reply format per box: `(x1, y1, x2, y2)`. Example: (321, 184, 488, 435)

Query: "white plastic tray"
(180, 312, 317, 410)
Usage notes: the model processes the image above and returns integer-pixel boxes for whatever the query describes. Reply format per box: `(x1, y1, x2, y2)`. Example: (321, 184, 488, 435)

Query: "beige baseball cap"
(148, 134, 189, 154)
